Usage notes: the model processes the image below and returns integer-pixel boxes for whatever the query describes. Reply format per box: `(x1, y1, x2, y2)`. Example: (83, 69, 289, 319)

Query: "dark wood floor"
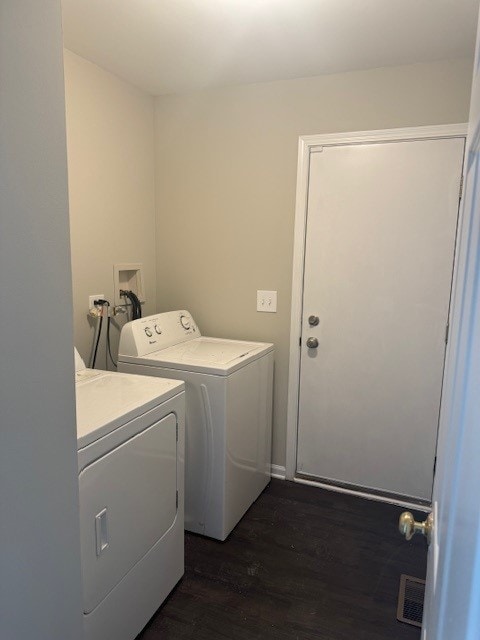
(138, 480, 427, 640)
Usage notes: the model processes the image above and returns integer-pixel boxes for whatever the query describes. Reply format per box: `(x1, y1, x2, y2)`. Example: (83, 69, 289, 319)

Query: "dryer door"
(79, 412, 178, 614)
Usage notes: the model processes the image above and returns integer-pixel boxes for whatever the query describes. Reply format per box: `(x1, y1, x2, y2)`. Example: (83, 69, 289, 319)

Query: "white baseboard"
(270, 464, 286, 480)
(293, 476, 430, 512)
(268, 466, 428, 511)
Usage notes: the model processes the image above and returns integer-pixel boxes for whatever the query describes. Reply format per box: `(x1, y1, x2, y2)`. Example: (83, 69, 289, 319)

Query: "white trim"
(286, 124, 468, 482)
(298, 123, 468, 149)
(293, 476, 430, 513)
(270, 464, 286, 480)
(286, 136, 311, 479)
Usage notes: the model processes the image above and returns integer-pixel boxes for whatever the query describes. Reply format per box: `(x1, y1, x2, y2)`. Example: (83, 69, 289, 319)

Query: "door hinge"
(176, 423, 178, 441)
(459, 174, 464, 200)
(176, 490, 178, 509)
(445, 322, 450, 344)
(433, 456, 437, 476)
(299, 336, 302, 347)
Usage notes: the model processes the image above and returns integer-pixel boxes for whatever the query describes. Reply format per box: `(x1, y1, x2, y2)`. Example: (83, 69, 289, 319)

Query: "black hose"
(130, 291, 142, 319)
(107, 316, 117, 368)
(121, 290, 142, 320)
(92, 315, 103, 369)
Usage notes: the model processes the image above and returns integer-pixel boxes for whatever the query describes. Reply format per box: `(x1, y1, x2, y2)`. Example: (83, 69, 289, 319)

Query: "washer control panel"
(119, 310, 200, 357)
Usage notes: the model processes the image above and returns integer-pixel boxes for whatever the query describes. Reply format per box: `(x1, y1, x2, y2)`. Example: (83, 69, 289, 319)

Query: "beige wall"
(154, 58, 472, 468)
(64, 50, 156, 365)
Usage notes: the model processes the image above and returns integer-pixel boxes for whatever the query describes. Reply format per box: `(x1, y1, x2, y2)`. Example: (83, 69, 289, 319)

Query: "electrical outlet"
(257, 290, 277, 313)
(88, 294, 104, 309)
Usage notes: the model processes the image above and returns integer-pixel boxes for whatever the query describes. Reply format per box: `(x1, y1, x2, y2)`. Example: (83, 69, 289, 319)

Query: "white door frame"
(286, 124, 468, 490)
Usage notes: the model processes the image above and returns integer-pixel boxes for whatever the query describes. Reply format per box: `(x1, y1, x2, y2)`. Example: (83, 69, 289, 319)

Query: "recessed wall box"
(114, 263, 145, 306)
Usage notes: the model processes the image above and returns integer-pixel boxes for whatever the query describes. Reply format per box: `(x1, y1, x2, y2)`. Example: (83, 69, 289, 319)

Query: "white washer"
(118, 310, 274, 541)
(74, 350, 185, 640)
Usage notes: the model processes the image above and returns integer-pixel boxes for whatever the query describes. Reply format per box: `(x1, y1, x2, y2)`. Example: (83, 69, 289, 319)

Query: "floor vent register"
(397, 574, 425, 628)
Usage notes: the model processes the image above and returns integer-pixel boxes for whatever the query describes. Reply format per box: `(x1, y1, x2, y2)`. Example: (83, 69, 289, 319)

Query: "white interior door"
(296, 136, 464, 500)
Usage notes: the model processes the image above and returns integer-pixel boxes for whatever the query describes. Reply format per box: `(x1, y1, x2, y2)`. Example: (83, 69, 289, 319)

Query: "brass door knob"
(399, 511, 433, 544)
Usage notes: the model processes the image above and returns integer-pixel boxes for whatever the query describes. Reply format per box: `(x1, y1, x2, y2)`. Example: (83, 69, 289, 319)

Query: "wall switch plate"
(89, 294, 105, 309)
(257, 290, 277, 312)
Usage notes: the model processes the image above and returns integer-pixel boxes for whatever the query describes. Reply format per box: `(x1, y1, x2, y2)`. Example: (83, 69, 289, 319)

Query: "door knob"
(399, 511, 433, 544)
(308, 315, 320, 326)
(306, 337, 319, 349)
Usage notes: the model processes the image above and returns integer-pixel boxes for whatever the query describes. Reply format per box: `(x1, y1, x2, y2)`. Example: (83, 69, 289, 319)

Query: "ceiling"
(61, 0, 479, 96)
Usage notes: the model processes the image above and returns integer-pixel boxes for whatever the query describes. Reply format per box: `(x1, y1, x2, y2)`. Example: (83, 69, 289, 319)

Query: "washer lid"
(75, 370, 184, 449)
(129, 336, 274, 375)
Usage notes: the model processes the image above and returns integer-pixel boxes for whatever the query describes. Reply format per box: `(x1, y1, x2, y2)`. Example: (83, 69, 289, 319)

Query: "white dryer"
(117, 310, 274, 541)
(74, 350, 185, 640)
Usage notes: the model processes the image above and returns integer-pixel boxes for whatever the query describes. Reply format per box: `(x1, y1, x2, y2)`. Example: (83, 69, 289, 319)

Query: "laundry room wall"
(153, 58, 472, 470)
(64, 50, 157, 366)
(1, 2, 83, 637)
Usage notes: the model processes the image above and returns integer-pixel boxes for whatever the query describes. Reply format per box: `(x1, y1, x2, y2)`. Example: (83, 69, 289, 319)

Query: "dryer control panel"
(119, 310, 200, 357)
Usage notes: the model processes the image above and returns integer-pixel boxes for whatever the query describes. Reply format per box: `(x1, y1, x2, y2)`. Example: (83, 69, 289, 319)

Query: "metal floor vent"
(397, 574, 425, 628)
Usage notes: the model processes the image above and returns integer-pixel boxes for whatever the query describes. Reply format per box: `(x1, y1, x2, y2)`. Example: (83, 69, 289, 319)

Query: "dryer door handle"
(95, 508, 109, 556)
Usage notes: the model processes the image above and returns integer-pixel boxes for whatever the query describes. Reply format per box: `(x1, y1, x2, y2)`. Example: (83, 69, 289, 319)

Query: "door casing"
(286, 124, 468, 508)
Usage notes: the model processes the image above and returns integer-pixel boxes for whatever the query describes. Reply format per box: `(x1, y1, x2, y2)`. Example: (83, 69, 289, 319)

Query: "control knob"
(154, 324, 162, 335)
(180, 314, 191, 330)
(144, 327, 153, 338)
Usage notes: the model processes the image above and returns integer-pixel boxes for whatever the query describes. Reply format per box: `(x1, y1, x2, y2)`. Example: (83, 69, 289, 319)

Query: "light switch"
(257, 290, 277, 313)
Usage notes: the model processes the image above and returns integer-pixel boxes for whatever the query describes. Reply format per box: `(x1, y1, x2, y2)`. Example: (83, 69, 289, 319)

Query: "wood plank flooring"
(137, 479, 427, 639)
